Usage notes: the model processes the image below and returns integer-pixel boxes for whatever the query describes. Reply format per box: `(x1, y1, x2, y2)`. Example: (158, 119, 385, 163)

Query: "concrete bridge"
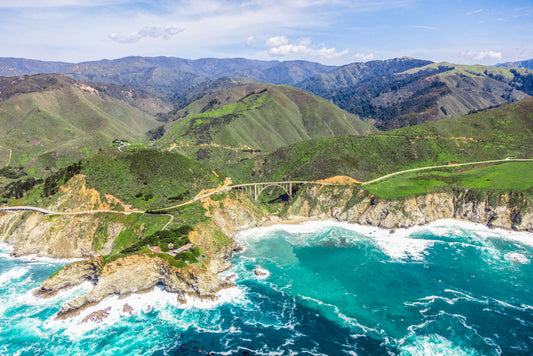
(230, 181, 332, 201)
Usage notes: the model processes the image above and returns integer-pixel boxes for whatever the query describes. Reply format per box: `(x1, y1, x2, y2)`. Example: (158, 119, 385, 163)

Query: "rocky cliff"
(0, 175, 159, 258)
(5, 180, 532, 319)
(27, 190, 266, 318)
(284, 185, 533, 231)
(35, 254, 232, 319)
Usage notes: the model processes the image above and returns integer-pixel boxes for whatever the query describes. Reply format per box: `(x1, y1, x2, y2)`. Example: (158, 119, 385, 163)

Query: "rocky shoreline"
(1, 184, 532, 319)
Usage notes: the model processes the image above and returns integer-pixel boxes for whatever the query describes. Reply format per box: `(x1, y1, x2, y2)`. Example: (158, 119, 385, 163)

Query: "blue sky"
(0, 0, 532, 65)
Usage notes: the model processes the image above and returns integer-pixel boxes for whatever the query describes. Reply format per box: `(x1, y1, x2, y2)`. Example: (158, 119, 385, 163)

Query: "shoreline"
(235, 216, 533, 247)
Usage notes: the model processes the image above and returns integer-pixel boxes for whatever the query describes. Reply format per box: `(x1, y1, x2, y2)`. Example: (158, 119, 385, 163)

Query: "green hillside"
(81, 149, 223, 209)
(300, 60, 533, 130)
(365, 161, 533, 200)
(0, 74, 163, 176)
(159, 83, 377, 152)
(239, 97, 533, 182)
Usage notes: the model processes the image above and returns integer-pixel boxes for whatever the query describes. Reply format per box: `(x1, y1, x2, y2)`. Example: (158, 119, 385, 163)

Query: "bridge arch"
(255, 183, 291, 201)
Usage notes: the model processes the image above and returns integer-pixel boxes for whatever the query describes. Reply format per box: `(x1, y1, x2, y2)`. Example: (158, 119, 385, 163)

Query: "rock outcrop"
(285, 185, 533, 231)
(0, 175, 154, 258)
(34, 257, 104, 298)
(36, 253, 233, 319)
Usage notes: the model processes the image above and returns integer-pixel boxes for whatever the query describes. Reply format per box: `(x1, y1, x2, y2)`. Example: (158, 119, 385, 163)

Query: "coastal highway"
(2, 158, 532, 218)
(361, 158, 533, 185)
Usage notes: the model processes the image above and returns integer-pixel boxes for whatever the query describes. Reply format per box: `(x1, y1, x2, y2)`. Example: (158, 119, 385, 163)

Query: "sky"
(0, 0, 532, 65)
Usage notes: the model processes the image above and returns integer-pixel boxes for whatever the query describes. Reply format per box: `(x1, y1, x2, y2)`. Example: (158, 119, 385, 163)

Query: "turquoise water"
(1, 220, 532, 355)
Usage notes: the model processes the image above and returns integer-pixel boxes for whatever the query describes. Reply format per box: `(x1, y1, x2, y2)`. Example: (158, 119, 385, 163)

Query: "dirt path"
(1, 147, 11, 168)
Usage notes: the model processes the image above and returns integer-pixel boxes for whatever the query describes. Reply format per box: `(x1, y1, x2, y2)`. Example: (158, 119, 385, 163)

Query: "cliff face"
(7, 179, 532, 319)
(0, 175, 150, 258)
(35, 254, 232, 319)
(285, 185, 533, 231)
(29, 191, 265, 318)
(0, 212, 126, 258)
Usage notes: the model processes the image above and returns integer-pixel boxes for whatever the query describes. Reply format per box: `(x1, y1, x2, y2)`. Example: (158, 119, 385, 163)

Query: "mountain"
(0, 57, 73, 76)
(62, 56, 337, 102)
(0, 74, 164, 174)
(496, 58, 533, 70)
(157, 82, 377, 153)
(170, 77, 257, 114)
(299, 60, 533, 130)
(298, 57, 433, 94)
(242, 97, 533, 182)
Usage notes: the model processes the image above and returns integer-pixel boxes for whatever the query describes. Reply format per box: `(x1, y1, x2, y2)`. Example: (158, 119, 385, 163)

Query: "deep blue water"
(1, 220, 532, 355)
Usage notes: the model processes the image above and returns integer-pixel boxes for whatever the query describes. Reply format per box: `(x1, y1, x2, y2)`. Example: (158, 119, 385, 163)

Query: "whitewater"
(1, 219, 532, 355)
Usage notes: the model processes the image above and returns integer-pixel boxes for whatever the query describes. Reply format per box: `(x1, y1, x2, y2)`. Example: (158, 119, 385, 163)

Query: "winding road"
(361, 158, 533, 185)
(1, 158, 532, 223)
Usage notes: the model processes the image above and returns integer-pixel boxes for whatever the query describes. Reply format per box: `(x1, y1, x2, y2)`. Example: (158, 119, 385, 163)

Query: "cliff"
(5, 178, 532, 319)
(284, 185, 533, 231)
(27, 190, 267, 318)
(35, 254, 232, 319)
(0, 175, 158, 258)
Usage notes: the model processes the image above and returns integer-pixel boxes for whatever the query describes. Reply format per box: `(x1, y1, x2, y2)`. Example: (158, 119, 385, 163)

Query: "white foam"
(504, 252, 530, 264)
(235, 219, 533, 263)
(374, 235, 434, 261)
(0, 266, 29, 286)
(0, 243, 82, 265)
(48, 285, 246, 337)
(399, 334, 477, 356)
(235, 220, 382, 244)
(15, 254, 83, 265)
(424, 219, 533, 248)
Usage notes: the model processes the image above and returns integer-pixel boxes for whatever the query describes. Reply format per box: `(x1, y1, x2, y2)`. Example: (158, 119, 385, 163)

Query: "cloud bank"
(265, 36, 348, 59)
(109, 26, 184, 44)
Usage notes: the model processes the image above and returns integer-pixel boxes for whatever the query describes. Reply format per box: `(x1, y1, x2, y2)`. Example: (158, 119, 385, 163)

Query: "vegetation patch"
(364, 162, 533, 200)
(82, 148, 223, 209)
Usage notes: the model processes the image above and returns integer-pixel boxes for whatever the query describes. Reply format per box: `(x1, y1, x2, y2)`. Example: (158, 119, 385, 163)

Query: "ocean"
(1, 219, 532, 355)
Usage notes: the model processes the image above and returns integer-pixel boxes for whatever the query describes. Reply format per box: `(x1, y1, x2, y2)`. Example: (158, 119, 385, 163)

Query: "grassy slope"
(82, 149, 223, 209)
(243, 97, 533, 182)
(0, 78, 161, 174)
(364, 162, 533, 199)
(160, 83, 377, 152)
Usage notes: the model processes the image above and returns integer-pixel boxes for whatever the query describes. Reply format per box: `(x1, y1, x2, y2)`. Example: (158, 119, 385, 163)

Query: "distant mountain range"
(496, 58, 533, 70)
(0, 56, 336, 101)
(1, 55, 532, 136)
(297, 59, 533, 130)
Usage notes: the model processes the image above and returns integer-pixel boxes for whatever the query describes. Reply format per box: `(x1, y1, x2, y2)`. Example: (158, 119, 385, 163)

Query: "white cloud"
(265, 36, 348, 59)
(467, 8, 484, 15)
(410, 25, 439, 31)
(0, 0, 127, 7)
(245, 36, 256, 46)
(109, 26, 184, 44)
(265, 36, 290, 48)
(465, 50, 503, 61)
(352, 53, 374, 61)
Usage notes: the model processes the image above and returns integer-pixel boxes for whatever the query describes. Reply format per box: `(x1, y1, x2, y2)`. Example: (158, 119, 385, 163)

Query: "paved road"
(2, 158, 531, 219)
(0, 206, 144, 215)
(362, 158, 533, 185)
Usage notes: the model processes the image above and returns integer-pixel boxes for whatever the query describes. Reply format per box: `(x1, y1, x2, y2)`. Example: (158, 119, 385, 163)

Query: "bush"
(159, 242, 170, 252)
(120, 225, 193, 254)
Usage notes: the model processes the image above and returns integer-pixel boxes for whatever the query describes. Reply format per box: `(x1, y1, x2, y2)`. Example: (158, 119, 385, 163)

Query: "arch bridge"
(231, 181, 327, 201)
